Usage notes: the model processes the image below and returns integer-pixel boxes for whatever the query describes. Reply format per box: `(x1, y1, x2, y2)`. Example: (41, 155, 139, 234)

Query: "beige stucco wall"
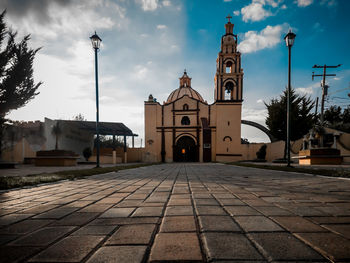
(144, 94, 245, 163)
(241, 135, 350, 164)
(89, 147, 145, 164)
(214, 102, 242, 162)
(241, 141, 290, 162)
(44, 118, 93, 159)
(127, 148, 145, 162)
(144, 95, 210, 163)
(2, 137, 46, 163)
(144, 102, 161, 162)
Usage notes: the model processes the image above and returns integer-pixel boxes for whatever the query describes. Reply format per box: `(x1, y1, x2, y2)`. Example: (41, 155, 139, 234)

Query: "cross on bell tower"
(214, 16, 243, 101)
(225, 14, 234, 34)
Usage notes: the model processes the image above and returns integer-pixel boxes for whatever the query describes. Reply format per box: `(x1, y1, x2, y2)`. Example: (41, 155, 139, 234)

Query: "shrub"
(83, 147, 92, 161)
(256, 144, 267, 160)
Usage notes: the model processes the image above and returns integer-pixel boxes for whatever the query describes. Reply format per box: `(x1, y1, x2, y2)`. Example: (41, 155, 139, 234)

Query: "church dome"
(166, 71, 204, 103)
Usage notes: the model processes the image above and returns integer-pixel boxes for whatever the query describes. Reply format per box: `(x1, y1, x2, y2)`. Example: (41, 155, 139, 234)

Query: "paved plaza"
(1, 163, 350, 262)
(0, 164, 132, 178)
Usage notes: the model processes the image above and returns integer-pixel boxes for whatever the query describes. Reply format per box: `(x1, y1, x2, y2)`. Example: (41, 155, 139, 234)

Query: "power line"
(312, 64, 342, 124)
(328, 87, 350, 95)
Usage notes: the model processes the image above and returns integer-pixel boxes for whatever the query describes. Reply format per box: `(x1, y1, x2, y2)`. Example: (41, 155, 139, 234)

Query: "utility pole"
(314, 97, 319, 116)
(312, 64, 341, 125)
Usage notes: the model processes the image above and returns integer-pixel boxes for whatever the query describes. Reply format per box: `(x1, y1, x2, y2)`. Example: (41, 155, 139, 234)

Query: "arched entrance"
(174, 136, 198, 162)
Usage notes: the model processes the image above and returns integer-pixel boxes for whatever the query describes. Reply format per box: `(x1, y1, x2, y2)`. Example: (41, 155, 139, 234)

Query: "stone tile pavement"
(0, 163, 138, 178)
(1, 163, 350, 262)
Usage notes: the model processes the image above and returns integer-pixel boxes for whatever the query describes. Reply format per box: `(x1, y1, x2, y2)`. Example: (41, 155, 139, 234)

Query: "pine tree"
(265, 88, 315, 159)
(0, 10, 42, 159)
(324, 105, 350, 133)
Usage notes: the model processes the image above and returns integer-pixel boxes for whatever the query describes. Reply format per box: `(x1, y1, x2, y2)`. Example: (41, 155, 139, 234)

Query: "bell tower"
(213, 16, 243, 163)
(214, 15, 243, 102)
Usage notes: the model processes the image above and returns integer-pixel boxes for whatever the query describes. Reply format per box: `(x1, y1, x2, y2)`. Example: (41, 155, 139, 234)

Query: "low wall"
(241, 134, 350, 164)
(89, 155, 122, 164)
(2, 138, 45, 163)
(241, 139, 302, 162)
(127, 148, 145, 162)
(89, 148, 145, 164)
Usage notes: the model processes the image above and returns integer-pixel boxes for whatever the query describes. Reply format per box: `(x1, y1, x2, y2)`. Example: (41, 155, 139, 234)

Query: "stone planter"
(35, 150, 79, 166)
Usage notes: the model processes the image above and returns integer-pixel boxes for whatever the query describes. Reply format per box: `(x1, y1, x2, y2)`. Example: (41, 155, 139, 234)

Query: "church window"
(223, 136, 232, 142)
(225, 81, 234, 100)
(181, 116, 190, 125)
(225, 61, 233, 73)
(183, 104, 189, 111)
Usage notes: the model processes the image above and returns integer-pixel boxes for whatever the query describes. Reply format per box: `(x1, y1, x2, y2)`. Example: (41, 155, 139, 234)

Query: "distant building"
(1, 118, 136, 163)
(144, 18, 244, 162)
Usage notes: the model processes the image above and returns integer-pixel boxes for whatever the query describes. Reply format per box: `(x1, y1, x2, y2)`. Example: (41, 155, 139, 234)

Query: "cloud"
(224, 0, 232, 2)
(265, 0, 282, 8)
(0, 0, 72, 24)
(296, 0, 313, 7)
(281, 4, 287, 9)
(320, 0, 337, 7)
(3, 0, 186, 147)
(257, 99, 264, 103)
(135, 65, 149, 80)
(295, 87, 314, 95)
(313, 22, 324, 33)
(233, 10, 240, 16)
(162, 0, 171, 6)
(241, 2, 272, 22)
(3, 1, 123, 51)
(137, 0, 159, 11)
(295, 83, 319, 95)
(239, 0, 285, 23)
(242, 107, 267, 123)
(238, 24, 287, 53)
(157, 24, 167, 29)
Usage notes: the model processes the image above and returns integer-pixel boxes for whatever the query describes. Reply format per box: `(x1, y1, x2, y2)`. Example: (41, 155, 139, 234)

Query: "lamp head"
(284, 29, 296, 47)
(90, 31, 102, 50)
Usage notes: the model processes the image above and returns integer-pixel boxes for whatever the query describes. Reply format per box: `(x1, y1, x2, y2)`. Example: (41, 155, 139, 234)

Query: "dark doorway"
(203, 129, 211, 162)
(174, 136, 198, 162)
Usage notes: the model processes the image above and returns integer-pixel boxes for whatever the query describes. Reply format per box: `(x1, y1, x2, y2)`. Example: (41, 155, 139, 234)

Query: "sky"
(1, 0, 350, 146)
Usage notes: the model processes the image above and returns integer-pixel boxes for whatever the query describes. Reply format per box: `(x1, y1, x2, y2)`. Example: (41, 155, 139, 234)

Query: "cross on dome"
(226, 14, 232, 23)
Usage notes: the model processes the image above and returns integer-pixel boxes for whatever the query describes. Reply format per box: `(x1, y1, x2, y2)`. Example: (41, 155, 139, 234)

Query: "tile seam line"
(142, 164, 182, 263)
(186, 164, 208, 263)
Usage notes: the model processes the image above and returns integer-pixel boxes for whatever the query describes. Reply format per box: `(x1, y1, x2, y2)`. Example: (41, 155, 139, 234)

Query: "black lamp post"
(90, 31, 102, 168)
(284, 29, 296, 167)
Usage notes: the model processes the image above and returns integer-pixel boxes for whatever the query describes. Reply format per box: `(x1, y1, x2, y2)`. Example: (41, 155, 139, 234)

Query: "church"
(144, 17, 244, 163)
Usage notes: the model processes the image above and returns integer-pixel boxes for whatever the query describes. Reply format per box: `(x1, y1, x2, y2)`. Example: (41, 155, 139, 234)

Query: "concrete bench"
(294, 149, 343, 165)
(35, 156, 79, 166)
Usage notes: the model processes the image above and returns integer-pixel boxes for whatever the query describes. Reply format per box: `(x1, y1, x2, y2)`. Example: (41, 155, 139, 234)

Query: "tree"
(95, 135, 124, 149)
(324, 106, 342, 124)
(83, 147, 92, 161)
(324, 105, 350, 133)
(51, 122, 62, 150)
(0, 10, 42, 158)
(265, 88, 315, 159)
(256, 144, 267, 160)
(343, 106, 350, 124)
(73, 113, 86, 121)
(241, 138, 249, 144)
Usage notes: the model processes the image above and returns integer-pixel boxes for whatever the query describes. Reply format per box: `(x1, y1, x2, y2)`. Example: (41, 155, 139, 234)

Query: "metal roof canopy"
(57, 120, 138, 137)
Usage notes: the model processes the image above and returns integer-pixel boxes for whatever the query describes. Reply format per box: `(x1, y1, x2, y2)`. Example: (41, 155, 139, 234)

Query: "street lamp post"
(90, 32, 102, 168)
(284, 29, 296, 167)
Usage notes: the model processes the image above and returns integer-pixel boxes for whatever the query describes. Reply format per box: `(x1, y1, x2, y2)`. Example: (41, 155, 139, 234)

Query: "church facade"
(144, 17, 244, 162)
